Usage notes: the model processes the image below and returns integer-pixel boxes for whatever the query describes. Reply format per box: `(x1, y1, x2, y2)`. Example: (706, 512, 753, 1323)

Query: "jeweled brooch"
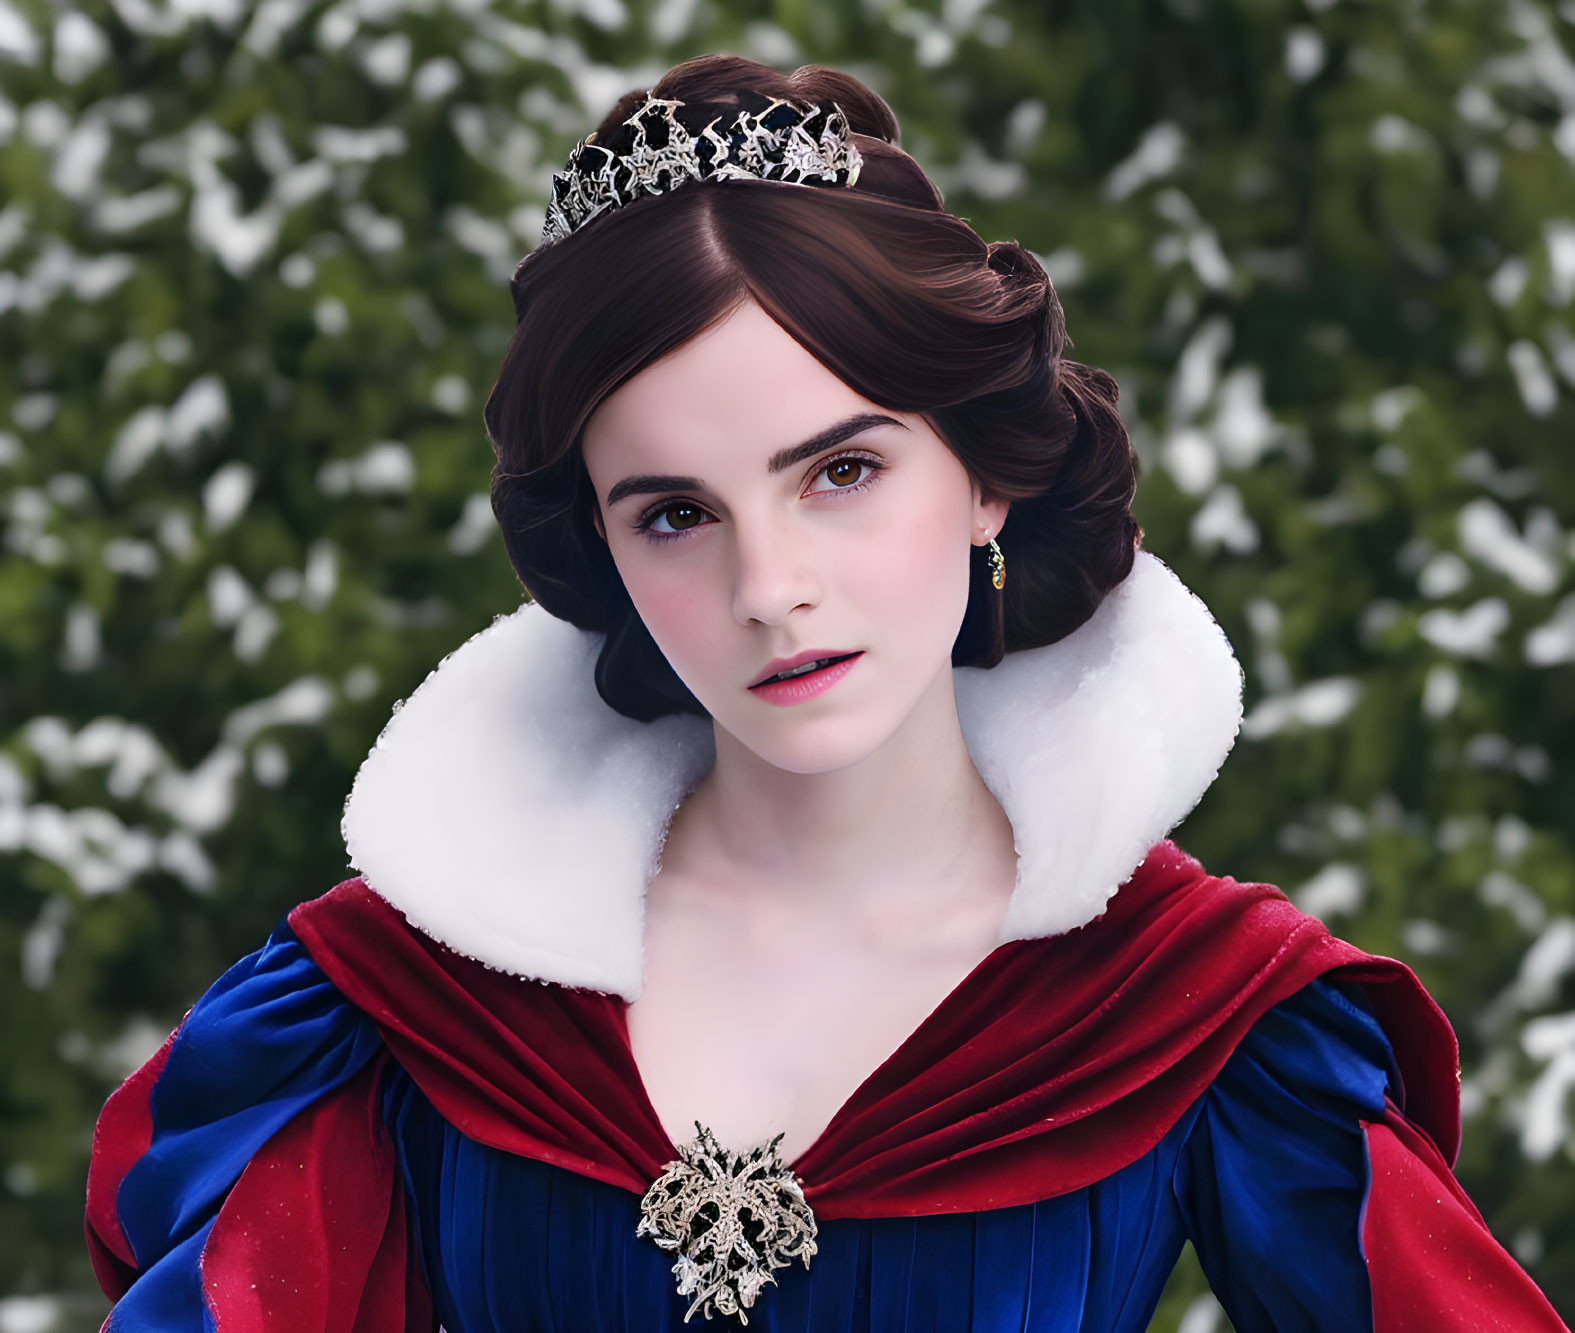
(636, 1122, 819, 1324)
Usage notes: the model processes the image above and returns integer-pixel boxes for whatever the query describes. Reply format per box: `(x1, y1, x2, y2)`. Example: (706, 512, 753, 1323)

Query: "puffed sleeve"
(1172, 976, 1568, 1332)
(85, 919, 436, 1332)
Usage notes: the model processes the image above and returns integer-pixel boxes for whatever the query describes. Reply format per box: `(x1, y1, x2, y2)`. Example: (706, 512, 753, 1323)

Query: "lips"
(749, 650, 862, 689)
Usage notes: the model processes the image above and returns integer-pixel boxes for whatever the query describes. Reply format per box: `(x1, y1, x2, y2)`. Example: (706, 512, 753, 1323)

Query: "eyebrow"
(603, 412, 908, 508)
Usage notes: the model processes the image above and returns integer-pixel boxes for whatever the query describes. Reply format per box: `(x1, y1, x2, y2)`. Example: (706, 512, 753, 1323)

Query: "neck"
(658, 663, 1018, 931)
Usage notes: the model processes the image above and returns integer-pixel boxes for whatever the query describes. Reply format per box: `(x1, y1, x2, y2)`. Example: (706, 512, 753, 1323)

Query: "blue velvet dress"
(102, 917, 1403, 1332)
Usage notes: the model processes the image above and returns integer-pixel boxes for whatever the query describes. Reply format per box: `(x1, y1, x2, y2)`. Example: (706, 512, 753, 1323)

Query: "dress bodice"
(381, 976, 1393, 1333)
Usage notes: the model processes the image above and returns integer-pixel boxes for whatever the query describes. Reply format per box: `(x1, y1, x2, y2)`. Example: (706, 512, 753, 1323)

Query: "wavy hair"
(483, 54, 1142, 722)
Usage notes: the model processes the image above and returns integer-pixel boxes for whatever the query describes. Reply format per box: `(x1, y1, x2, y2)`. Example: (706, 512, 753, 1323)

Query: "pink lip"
(748, 652, 863, 706)
(749, 648, 860, 690)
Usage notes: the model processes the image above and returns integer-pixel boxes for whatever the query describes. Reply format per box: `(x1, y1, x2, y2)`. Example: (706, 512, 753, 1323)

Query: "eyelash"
(632, 453, 887, 543)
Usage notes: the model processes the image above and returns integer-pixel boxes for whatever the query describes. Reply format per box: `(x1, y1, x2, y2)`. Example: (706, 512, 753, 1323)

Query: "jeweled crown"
(540, 92, 865, 247)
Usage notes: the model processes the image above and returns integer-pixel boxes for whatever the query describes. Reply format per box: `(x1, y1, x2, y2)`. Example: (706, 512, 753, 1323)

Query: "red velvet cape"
(91, 838, 1570, 1330)
(288, 839, 1453, 1214)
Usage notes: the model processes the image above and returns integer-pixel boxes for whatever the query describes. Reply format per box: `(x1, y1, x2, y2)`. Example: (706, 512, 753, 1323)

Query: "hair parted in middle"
(484, 53, 1142, 723)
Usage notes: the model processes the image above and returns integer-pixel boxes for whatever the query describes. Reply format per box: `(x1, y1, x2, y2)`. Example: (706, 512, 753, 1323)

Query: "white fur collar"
(340, 551, 1244, 999)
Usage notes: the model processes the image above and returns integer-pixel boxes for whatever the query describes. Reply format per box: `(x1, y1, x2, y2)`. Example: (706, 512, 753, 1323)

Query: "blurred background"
(1, 0, 1573, 1327)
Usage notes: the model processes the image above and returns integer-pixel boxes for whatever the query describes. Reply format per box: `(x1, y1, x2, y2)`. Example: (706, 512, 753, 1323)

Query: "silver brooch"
(636, 1122, 819, 1324)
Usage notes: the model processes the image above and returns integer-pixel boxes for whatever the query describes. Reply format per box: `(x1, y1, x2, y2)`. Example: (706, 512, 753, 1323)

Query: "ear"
(971, 490, 1010, 545)
(591, 504, 607, 543)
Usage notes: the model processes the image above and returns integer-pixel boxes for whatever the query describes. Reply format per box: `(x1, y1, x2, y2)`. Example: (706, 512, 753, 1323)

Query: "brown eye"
(825, 459, 863, 487)
(637, 497, 716, 539)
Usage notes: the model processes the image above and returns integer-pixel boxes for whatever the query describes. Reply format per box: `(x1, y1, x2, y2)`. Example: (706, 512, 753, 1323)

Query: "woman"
(86, 54, 1568, 1331)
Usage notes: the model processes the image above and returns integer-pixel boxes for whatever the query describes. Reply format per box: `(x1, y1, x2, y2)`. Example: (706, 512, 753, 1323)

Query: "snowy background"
(1, 0, 1574, 1326)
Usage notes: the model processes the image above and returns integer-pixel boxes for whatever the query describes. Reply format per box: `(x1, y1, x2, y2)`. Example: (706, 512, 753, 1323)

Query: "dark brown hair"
(484, 54, 1141, 722)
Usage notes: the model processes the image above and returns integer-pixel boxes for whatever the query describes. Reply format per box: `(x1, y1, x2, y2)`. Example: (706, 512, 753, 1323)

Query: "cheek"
(858, 478, 974, 628)
(617, 559, 717, 672)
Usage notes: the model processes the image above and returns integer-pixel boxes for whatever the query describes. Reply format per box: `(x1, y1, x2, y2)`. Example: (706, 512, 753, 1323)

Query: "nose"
(729, 512, 821, 627)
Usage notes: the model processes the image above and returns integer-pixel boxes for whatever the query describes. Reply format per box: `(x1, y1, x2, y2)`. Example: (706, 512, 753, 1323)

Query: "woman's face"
(580, 297, 1007, 775)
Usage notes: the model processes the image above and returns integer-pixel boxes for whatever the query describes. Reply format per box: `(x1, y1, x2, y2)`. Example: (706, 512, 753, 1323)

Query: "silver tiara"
(539, 93, 865, 247)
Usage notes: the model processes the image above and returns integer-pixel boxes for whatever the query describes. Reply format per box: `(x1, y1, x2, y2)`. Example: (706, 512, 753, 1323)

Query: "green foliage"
(1, 0, 1572, 1326)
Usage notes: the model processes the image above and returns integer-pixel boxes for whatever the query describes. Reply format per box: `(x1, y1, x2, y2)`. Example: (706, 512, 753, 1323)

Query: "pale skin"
(580, 296, 1020, 1164)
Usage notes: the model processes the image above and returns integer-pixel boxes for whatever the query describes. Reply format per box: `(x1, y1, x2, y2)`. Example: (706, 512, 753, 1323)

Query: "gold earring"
(986, 537, 1005, 590)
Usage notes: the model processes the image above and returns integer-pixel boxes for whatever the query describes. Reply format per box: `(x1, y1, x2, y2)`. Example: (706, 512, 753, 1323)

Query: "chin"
(718, 706, 903, 777)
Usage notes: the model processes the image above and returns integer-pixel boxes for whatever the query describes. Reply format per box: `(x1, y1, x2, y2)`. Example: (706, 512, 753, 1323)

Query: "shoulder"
(286, 874, 574, 1019)
(1099, 838, 1335, 942)
(1059, 839, 1364, 1018)
(1213, 974, 1401, 1125)
(1082, 841, 1462, 1160)
(289, 873, 526, 987)
(132, 910, 383, 1108)
(285, 874, 627, 1073)
(290, 873, 401, 940)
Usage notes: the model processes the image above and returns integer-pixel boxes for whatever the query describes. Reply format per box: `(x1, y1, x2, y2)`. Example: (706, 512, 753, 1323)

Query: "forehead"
(581, 298, 876, 466)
